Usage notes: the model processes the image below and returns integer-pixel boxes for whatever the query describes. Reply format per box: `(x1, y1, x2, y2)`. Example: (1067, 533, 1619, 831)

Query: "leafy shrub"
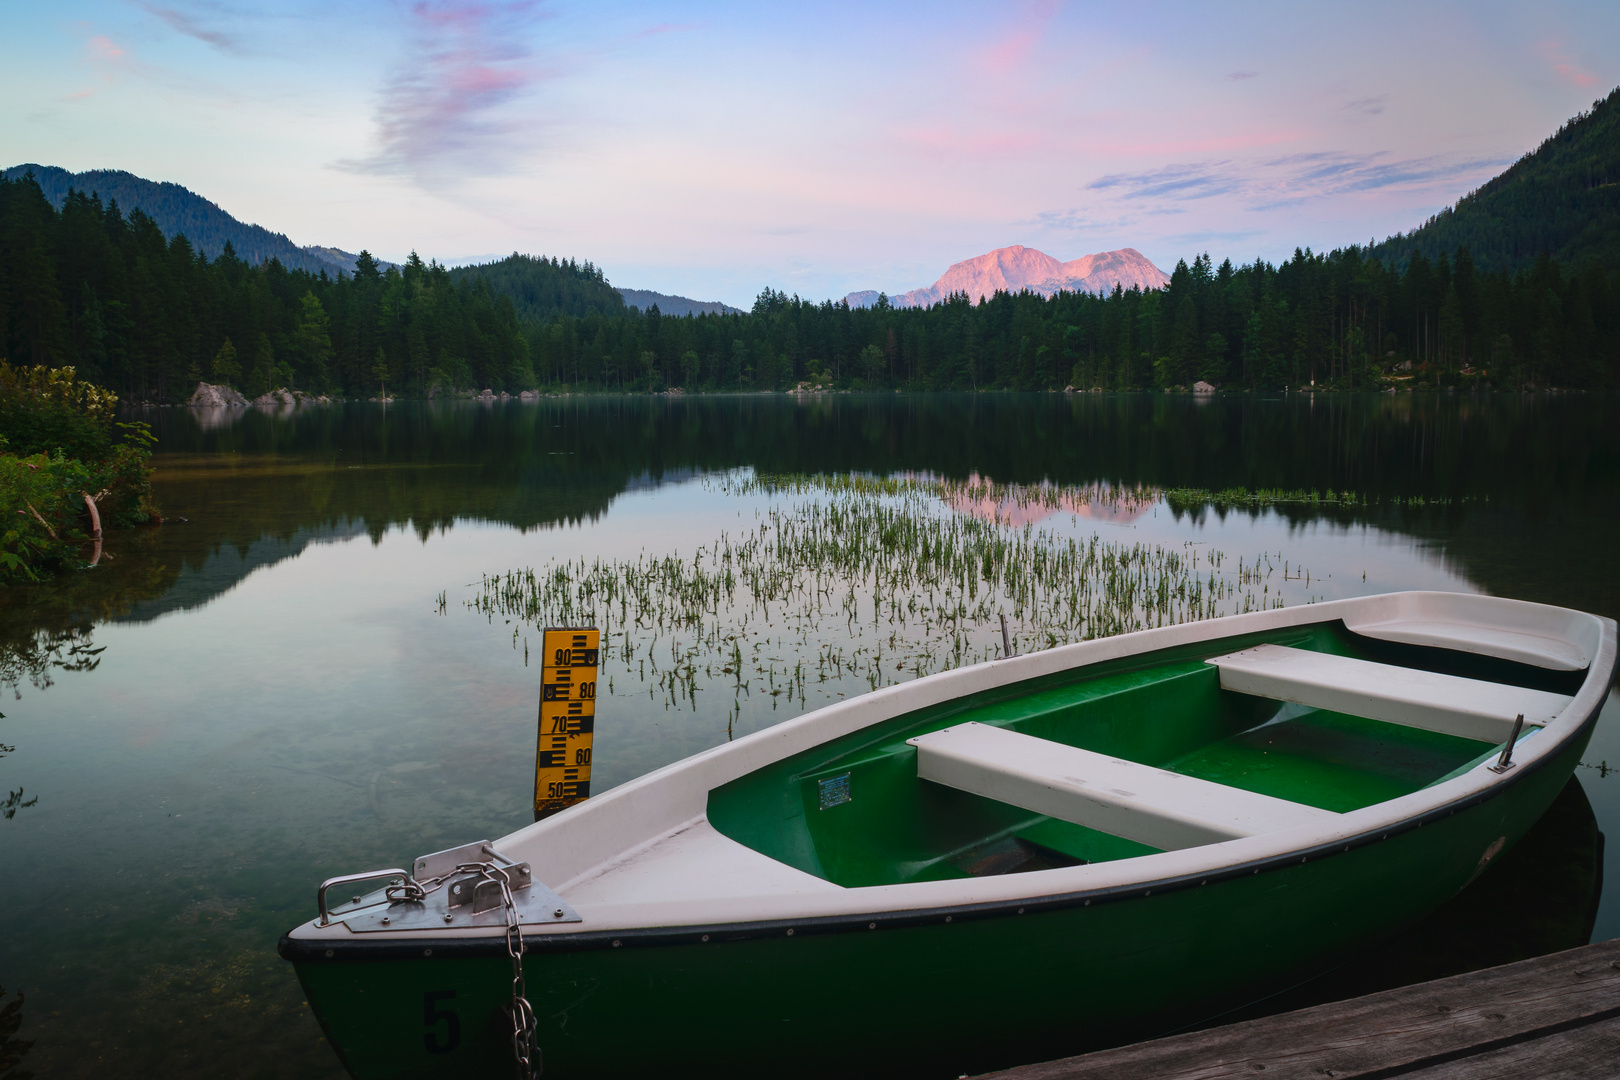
(0, 363, 158, 584)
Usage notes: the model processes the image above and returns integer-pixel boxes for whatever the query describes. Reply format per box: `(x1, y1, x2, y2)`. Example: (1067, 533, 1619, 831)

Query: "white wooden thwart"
(1207, 644, 1571, 743)
(908, 722, 1337, 851)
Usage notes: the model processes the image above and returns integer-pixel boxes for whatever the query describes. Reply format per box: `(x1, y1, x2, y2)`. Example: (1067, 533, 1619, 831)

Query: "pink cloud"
(89, 34, 127, 61)
(68, 32, 129, 100)
(340, 1, 554, 183)
(980, 0, 1062, 75)
(1538, 41, 1598, 88)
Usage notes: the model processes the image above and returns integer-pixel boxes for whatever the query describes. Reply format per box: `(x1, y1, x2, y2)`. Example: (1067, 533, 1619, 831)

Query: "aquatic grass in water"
(469, 472, 1310, 719)
(1163, 487, 1489, 511)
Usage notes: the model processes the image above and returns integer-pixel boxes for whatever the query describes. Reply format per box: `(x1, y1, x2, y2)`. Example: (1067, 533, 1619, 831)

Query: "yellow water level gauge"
(534, 627, 599, 819)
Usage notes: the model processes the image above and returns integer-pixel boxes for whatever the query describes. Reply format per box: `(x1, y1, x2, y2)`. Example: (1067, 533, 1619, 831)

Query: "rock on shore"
(253, 387, 333, 406)
(187, 382, 250, 407)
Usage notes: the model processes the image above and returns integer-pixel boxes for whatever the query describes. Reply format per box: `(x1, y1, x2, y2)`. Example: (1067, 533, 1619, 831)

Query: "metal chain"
(384, 862, 540, 1078)
(495, 864, 540, 1080)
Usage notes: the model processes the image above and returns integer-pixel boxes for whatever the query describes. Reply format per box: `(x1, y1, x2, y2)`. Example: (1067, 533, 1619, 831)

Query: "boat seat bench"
(1206, 645, 1571, 744)
(907, 723, 1338, 851)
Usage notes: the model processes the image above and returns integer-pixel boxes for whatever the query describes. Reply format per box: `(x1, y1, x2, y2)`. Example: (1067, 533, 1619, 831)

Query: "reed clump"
(470, 471, 1303, 716)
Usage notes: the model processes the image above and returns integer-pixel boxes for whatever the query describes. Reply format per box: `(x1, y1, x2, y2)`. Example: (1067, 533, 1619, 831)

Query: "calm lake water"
(2, 392, 1617, 1078)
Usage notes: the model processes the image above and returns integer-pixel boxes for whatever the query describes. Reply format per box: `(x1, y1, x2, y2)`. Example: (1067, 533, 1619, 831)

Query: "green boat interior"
(707, 621, 1587, 888)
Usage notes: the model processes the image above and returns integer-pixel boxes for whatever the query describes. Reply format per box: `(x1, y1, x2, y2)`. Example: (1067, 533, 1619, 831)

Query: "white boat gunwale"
(282, 592, 1615, 959)
(281, 689, 1607, 963)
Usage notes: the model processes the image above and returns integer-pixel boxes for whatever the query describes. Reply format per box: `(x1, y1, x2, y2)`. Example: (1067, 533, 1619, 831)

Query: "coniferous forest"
(1, 88, 1617, 400)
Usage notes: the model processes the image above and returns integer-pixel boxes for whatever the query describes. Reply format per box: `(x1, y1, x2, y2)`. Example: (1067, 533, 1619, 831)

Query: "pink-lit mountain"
(845, 245, 1169, 309)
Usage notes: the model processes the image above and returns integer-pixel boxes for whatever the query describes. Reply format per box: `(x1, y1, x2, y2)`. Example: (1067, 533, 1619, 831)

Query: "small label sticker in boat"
(818, 773, 852, 809)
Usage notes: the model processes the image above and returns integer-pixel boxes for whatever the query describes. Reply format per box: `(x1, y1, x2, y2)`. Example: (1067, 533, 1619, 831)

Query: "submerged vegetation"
(471, 472, 1312, 719)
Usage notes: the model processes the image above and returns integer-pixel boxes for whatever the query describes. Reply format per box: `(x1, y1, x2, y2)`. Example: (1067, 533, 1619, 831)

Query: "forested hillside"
(1370, 86, 1620, 272)
(0, 176, 532, 400)
(618, 288, 742, 316)
(520, 248, 1614, 392)
(4, 84, 1619, 403)
(447, 254, 626, 321)
(3, 164, 347, 276)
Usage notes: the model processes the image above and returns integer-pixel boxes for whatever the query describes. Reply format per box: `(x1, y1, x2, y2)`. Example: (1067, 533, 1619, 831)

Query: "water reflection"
(0, 392, 1614, 1078)
(0, 984, 31, 1075)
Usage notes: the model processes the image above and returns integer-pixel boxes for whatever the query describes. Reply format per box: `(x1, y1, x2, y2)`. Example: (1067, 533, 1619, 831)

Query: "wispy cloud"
(634, 22, 696, 39)
(1343, 94, 1388, 116)
(1088, 162, 1242, 200)
(339, 1, 553, 185)
(1228, 71, 1258, 80)
(1086, 150, 1510, 212)
(1249, 150, 1508, 207)
(1537, 41, 1598, 88)
(139, 2, 241, 52)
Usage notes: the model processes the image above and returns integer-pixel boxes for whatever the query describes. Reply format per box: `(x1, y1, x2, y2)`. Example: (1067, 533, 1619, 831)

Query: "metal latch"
(317, 839, 580, 932)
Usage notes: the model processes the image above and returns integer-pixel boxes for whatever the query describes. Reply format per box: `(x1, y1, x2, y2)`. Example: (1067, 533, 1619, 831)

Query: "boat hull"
(285, 703, 1597, 1079)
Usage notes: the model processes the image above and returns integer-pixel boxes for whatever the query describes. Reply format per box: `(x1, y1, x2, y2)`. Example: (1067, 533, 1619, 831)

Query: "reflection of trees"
(152, 392, 1619, 507)
(2, 626, 107, 822)
(0, 627, 103, 696)
(17, 393, 1613, 642)
(0, 983, 32, 1076)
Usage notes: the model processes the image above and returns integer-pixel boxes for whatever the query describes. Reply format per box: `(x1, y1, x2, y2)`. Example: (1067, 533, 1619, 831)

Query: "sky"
(2, 1, 1616, 306)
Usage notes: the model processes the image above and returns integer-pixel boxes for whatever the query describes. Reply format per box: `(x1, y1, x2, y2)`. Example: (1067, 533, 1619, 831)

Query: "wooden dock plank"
(1401, 1014, 1620, 1079)
(976, 938, 1620, 1080)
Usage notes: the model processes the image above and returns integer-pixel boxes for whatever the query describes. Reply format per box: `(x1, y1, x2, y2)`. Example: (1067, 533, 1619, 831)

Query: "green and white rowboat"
(281, 591, 1616, 1079)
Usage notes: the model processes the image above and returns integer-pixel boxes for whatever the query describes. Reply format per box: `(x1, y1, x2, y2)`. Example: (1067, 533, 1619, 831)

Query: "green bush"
(0, 363, 158, 584)
(0, 361, 120, 460)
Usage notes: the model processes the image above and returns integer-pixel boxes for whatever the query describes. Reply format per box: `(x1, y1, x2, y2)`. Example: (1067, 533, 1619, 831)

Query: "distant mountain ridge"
(0, 164, 377, 276)
(618, 288, 742, 316)
(845, 245, 1170, 308)
(1368, 84, 1620, 272)
(3, 164, 737, 313)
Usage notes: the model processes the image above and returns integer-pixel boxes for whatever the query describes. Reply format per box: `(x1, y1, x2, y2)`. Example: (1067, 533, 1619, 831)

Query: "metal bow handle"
(317, 868, 414, 926)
